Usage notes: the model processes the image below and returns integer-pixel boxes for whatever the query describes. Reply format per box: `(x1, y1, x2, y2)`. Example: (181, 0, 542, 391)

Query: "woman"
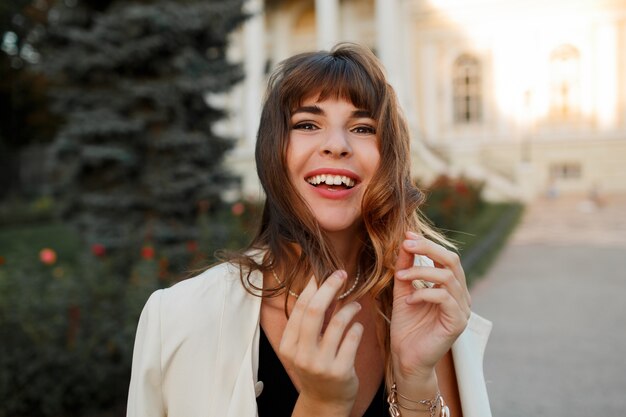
(127, 43, 492, 417)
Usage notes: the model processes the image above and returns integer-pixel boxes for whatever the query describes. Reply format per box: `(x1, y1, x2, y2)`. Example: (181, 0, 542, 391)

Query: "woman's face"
(286, 96, 381, 236)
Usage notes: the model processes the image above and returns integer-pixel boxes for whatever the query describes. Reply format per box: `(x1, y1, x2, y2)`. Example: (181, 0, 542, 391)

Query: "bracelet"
(387, 383, 451, 417)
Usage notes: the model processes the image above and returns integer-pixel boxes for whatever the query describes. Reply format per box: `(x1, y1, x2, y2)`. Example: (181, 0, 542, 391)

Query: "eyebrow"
(292, 105, 373, 119)
(292, 105, 324, 115)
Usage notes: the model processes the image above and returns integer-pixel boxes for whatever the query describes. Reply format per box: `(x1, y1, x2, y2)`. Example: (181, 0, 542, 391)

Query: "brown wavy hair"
(225, 43, 449, 384)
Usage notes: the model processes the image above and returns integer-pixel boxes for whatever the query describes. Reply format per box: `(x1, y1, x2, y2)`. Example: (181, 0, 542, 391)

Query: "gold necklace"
(271, 266, 361, 300)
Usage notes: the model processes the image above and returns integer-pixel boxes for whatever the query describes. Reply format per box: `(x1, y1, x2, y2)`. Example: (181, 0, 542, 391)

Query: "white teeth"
(306, 174, 356, 187)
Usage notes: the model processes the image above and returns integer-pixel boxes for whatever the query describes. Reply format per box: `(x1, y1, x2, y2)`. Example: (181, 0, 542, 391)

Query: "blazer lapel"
(452, 312, 493, 417)
(217, 265, 263, 417)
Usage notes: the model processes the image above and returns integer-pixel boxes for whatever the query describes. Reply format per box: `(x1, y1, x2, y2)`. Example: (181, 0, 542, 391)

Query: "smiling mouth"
(306, 174, 356, 190)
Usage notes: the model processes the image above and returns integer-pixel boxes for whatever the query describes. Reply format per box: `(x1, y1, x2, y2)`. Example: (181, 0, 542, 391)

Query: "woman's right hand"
(279, 270, 364, 417)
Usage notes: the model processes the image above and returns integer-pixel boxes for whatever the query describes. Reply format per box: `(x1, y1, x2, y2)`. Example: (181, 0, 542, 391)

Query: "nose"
(320, 127, 352, 158)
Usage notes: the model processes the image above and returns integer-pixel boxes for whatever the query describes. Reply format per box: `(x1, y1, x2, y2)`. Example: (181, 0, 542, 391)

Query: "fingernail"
(353, 302, 362, 311)
(407, 231, 420, 239)
(334, 270, 347, 281)
(404, 240, 417, 248)
(396, 270, 408, 278)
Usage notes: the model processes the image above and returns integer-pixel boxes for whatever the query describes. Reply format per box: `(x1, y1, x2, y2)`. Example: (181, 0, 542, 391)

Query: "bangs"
(279, 52, 386, 119)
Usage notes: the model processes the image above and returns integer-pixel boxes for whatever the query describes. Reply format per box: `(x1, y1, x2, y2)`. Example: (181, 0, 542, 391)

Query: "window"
(453, 54, 482, 124)
(549, 44, 580, 120)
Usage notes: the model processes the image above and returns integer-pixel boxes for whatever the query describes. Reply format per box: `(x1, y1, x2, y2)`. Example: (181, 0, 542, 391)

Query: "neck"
(324, 226, 363, 276)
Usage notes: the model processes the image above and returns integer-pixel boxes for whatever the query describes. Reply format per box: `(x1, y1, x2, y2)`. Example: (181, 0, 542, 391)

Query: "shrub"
(0, 199, 261, 417)
(0, 196, 56, 227)
(0, 251, 159, 417)
(419, 175, 485, 234)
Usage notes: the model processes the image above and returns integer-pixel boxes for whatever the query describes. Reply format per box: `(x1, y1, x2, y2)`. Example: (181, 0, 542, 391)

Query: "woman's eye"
(352, 125, 376, 135)
(293, 122, 318, 131)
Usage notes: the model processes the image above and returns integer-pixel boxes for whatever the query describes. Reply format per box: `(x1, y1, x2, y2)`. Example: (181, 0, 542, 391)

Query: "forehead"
(281, 62, 382, 118)
(291, 89, 375, 115)
(299, 93, 360, 107)
(294, 95, 374, 119)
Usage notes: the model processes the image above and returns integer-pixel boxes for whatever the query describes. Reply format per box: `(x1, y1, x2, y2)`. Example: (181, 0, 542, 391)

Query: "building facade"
(219, 0, 626, 201)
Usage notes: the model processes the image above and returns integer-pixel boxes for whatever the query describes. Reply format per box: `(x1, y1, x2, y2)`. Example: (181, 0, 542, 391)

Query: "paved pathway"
(470, 194, 626, 417)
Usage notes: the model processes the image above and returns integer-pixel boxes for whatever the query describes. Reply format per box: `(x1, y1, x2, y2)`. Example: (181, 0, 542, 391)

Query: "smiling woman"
(286, 98, 380, 236)
(127, 43, 493, 417)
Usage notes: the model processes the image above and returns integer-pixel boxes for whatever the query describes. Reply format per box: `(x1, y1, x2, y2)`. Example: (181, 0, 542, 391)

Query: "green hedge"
(0, 201, 258, 417)
(0, 251, 159, 417)
(420, 175, 523, 286)
(451, 202, 524, 285)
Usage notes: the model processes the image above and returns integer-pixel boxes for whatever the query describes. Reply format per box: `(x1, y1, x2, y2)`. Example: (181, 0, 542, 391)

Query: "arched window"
(549, 44, 580, 120)
(453, 54, 482, 124)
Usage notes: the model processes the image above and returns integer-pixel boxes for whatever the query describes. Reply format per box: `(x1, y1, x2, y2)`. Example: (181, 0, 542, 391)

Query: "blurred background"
(1, 0, 625, 416)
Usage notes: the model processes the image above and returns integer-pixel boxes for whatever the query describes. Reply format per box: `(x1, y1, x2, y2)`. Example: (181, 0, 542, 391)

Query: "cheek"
(285, 142, 298, 178)
(286, 137, 315, 175)
(285, 149, 308, 191)
(367, 147, 382, 176)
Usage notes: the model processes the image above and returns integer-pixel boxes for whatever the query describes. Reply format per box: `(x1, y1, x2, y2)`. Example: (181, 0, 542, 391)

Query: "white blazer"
(127, 262, 493, 417)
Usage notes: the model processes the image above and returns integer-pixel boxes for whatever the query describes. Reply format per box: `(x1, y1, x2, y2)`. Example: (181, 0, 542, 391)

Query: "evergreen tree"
(38, 0, 246, 268)
(0, 0, 59, 198)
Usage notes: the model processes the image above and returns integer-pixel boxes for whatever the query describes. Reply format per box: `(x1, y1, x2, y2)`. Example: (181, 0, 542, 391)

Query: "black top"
(256, 326, 388, 417)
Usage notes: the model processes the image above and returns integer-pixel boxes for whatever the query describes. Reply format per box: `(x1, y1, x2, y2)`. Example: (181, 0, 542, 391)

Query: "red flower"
(0, 256, 5, 266)
(186, 240, 198, 252)
(91, 243, 106, 257)
(455, 181, 469, 195)
(39, 248, 57, 265)
(231, 202, 245, 216)
(141, 246, 155, 260)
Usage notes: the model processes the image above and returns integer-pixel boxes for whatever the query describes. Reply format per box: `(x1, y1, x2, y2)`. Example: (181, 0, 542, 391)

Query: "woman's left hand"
(390, 231, 471, 382)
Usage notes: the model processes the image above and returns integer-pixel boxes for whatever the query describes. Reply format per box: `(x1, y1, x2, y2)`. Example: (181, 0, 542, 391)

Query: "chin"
(316, 216, 363, 235)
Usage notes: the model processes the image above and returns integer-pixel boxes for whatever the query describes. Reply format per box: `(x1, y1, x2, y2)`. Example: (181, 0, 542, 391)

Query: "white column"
(243, 0, 266, 149)
(595, 22, 618, 130)
(270, 11, 291, 64)
(398, 0, 417, 127)
(315, 0, 339, 50)
(375, 0, 398, 81)
(420, 43, 438, 141)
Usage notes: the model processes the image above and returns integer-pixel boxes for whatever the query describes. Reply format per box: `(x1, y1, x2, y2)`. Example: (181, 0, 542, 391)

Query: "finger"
(297, 270, 348, 349)
(394, 232, 422, 296)
(405, 287, 467, 328)
(401, 234, 472, 311)
(279, 276, 318, 354)
(395, 266, 470, 312)
(407, 288, 470, 336)
(396, 237, 415, 271)
(319, 302, 362, 358)
(334, 322, 364, 372)
(402, 233, 467, 290)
